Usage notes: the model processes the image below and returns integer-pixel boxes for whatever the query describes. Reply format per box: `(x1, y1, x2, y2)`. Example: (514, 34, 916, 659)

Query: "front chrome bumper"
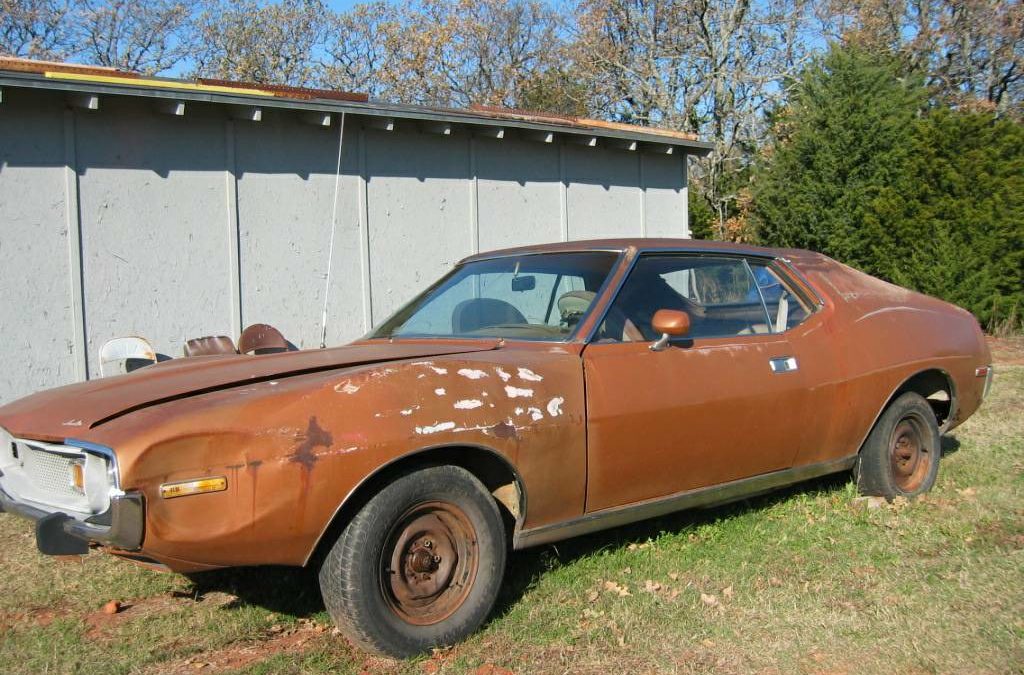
(0, 484, 144, 555)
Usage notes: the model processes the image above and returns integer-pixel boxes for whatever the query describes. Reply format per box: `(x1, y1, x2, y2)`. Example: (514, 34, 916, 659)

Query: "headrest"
(183, 335, 237, 357)
(238, 323, 289, 355)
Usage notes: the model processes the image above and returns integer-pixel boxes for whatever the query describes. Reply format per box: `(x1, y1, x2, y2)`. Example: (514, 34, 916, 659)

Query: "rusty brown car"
(0, 239, 993, 656)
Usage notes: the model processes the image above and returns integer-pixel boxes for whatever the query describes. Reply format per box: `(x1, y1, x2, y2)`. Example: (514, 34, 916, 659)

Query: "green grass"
(2, 366, 1022, 674)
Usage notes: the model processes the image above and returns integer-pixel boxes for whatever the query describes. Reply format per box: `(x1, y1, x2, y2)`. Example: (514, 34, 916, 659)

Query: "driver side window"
(598, 255, 775, 342)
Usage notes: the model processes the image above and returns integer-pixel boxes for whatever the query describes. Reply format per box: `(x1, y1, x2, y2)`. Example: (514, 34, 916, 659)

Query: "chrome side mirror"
(649, 309, 691, 352)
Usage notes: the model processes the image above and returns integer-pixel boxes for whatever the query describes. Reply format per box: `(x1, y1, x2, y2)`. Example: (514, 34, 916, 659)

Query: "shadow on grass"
(184, 471, 853, 625)
(488, 471, 853, 623)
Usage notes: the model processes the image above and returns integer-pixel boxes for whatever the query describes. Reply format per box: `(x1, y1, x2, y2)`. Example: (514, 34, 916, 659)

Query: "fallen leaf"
(769, 577, 783, 587)
(603, 580, 630, 597)
(701, 639, 716, 648)
(722, 585, 734, 599)
(587, 590, 600, 603)
(643, 580, 662, 593)
(668, 572, 679, 581)
(701, 593, 719, 607)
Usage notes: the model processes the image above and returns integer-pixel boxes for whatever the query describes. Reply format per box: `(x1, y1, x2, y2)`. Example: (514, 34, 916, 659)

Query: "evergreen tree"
(754, 46, 1024, 330)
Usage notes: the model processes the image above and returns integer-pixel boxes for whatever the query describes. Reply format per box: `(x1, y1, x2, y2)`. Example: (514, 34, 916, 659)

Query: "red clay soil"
(987, 336, 1024, 365)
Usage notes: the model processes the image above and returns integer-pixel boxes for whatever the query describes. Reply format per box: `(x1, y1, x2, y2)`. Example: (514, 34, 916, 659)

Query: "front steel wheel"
(319, 465, 506, 657)
(857, 392, 941, 499)
(381, 501, 479, 626)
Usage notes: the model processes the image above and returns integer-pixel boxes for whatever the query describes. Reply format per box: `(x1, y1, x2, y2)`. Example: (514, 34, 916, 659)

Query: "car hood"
(0, 340, 499, 440)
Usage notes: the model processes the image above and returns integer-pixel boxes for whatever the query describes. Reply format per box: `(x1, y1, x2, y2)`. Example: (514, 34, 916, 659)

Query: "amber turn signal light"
(70, 462, 85, 491)
(159, 476, 227, 499)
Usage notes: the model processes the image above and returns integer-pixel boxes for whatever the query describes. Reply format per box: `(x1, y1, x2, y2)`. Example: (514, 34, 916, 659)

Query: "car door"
(582, 253, 824, 512)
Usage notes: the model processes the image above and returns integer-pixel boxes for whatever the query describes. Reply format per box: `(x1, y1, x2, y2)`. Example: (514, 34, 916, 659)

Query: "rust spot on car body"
(289, 417, 333, 471)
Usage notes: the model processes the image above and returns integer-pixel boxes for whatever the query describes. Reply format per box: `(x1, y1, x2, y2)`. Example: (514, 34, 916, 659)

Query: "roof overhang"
(0, 62, 714, 157)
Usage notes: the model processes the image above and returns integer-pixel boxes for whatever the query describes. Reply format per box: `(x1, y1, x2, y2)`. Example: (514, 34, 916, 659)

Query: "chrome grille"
(19, 444, 82, 501)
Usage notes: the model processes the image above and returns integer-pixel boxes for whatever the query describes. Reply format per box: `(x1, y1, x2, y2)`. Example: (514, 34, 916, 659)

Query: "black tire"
(856, 391, 941, 499)
(318, 465, 506, 658)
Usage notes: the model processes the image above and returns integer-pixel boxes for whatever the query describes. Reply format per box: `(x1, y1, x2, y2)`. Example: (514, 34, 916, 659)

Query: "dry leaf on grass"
(701, 593, 719, 607)
(603, 580, 631, 597)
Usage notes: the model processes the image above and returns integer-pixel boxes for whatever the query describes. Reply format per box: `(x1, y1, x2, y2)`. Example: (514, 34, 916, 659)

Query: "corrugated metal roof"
(0, 57, 713, 154)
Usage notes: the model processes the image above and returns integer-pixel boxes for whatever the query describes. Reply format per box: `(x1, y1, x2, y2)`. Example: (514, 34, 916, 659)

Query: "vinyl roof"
(0, 57, 714, 155)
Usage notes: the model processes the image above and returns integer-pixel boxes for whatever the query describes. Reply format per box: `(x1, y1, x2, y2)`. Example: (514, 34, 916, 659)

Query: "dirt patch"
(84, 591, 237, 640)
(150, 620, 330, 674)
(987, 336, 1024, 365)
(0, 605, 73, 632)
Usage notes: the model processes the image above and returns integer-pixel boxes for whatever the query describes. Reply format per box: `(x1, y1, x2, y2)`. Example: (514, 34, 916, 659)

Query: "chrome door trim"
(512, 455, 857, 549)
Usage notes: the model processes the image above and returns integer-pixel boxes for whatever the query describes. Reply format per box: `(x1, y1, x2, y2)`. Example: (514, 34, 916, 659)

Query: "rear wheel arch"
(304, 444, 526, 568)
(887, 368, 957, 431)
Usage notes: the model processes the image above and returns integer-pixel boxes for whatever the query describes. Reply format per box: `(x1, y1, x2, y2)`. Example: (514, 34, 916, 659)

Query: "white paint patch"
(547, 396, 565, 417)
(62, 419, 83, 427)
(458, 368, 488, 380)
(334, 381, 360, 394)
(434, 388, 447, 396)
(505, 385, 534, 398)
(495, 367, 512, 382)
(418, 374, 426, 379)
(416, 421, 456, 435)
(517, 367, 543, 382)
(527, 407, 544, 422)
(269, 381, 278, 386)
(454, 399, 483, 410)
(412, 361, 449, 375)
(514, 407, 524, 415)
(400, 406, 419, 416)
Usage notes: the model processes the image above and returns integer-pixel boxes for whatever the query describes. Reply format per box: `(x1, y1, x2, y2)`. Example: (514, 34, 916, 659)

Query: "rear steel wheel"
(857, 391, 941, 499)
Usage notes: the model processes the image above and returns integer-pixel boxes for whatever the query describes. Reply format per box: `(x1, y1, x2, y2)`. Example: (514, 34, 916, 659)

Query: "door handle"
(769, 356, 798, 373)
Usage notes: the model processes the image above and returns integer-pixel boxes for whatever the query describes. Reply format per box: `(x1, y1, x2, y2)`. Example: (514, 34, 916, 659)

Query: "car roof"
(460, 238, 813, 264)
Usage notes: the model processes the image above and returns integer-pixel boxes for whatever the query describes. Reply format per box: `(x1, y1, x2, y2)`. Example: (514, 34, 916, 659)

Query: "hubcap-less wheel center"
(889, 416, 931, 492)
(381, 502, 479, 625)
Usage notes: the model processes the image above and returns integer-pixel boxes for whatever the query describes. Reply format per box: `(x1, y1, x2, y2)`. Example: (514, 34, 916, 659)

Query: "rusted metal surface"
(0, 239, 992, 574)
(383, 501, 478, 625)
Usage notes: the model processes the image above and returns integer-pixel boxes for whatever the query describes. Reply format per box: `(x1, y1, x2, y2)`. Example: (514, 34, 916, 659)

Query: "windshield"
(372, 252, 620, 341)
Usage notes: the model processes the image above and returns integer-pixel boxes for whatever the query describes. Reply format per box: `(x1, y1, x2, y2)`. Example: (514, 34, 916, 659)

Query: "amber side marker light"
(160, 477, 227, 499)
(976, 365, 994, 400)
(69, 462, 85, 491)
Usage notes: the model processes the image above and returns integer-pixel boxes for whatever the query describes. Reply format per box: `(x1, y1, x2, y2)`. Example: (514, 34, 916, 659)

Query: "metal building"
(0, 59, 712, 403)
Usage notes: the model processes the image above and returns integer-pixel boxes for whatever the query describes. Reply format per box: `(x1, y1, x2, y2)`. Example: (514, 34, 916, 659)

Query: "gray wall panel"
(475, 138, 561, 251)
(364, 130, 473, 323)
(75, 98, 231, 369)
(235, 113, 363, 348)
(564, 145, 643, 239)
(642, 153, 689, 237)
(0, 89, 76, 403)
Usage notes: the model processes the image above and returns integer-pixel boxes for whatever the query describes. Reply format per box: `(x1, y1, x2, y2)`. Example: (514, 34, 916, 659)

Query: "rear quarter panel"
(790, 253, 989, 465)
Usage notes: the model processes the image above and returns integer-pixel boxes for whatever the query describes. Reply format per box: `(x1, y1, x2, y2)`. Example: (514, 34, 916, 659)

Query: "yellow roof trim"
(44, 71, 276, 98)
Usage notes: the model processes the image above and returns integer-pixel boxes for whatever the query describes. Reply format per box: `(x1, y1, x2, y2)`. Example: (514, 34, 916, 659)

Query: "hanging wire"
(319, 112, 347, 349)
